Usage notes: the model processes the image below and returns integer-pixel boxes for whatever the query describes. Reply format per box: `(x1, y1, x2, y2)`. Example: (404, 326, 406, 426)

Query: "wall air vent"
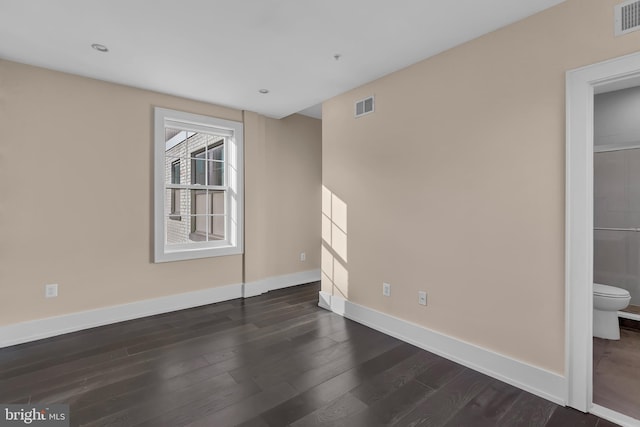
(355, 96, 374, 118)
(615, 0, 640, 36)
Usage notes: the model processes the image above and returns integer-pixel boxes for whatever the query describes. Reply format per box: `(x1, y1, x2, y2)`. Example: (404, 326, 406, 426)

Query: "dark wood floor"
(594, 327, 640, 420)
(0, 282, 619, 427)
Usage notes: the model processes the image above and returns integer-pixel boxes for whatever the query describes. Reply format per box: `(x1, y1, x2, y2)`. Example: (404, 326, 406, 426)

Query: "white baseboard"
(243, 269, 320, 298)
(319, 293, 567, 406)
(619, 310, 640, 322)
(318, 291, 332, 310)
(0, 270, 322, 349)
(0, 282, 244, 348)
(591, 404, 640, 427)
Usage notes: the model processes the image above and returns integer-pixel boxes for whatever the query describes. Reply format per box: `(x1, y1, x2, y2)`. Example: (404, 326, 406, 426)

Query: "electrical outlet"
(418, 291, 427, 306)
(383, 282, 391, 297)
(300, 252, 306, 262)
(45, 283, 58, 298)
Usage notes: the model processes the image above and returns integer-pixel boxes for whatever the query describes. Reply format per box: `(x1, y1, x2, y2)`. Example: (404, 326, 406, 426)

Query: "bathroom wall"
(595, 86, 640, 148)
(594, 86, 640, 306)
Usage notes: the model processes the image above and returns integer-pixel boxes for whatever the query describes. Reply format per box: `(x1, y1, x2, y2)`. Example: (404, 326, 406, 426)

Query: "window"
(170, 160, 181, 220)
(191, 143, 223, 186)
(190, 143, 224, 241)
(154, 107, 243, 262)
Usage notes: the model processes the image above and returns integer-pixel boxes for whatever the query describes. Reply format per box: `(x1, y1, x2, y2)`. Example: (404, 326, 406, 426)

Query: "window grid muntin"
(163, 125, 231, 246)
(190, 142, 225, 187)
(170, 160, 181, 215)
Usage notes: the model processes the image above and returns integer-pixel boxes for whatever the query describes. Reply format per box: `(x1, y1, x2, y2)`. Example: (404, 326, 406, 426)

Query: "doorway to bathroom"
(592, 85, 640, 421)
(566, 50, 640, 426)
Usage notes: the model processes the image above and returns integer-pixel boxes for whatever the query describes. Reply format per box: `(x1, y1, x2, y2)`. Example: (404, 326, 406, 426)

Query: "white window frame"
(154, 107, 244, 262)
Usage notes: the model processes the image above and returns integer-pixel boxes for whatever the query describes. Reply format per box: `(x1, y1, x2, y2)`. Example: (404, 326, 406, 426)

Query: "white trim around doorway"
(566, 50, 640, 417)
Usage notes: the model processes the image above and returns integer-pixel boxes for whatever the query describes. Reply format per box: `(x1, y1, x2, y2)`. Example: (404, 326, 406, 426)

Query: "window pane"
(167, 187, 223, 243)
(170, 189, 181, 215)
(187, 134, 222, 159)
(188, 139, 224, 186)
(165, 128, 193, 159)
(209, 190, 225, 240)
(183, 216, 225, 242)
(210, 215, 226, 240)
(189, 190, 225, 241)
(165, 189, 187, 244)
(166, 216, 191, 245)
(171, 160, 180, 184)
(165, 160, 182, 192)
(164, 157, 179, 186)
(166, 216, 191, 244)
(210, 190, 225, 215)
(207, 160, 224, 186)
(191, 156, 206, 185)
(208, 143, 224, 161)
(165, 189, 183, 218)
(190, 190, 225, 215)
(185, 132, 206, 156)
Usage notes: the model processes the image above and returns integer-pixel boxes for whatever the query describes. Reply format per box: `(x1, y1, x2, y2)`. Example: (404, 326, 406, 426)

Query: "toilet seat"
(594, 283, 630, 298)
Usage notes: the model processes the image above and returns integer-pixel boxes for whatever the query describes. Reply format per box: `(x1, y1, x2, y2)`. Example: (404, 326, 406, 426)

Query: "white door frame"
(566, 50, 640, 412)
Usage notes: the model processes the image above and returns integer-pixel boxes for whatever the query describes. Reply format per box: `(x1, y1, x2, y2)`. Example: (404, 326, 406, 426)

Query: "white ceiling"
(0, 0, 565, 119)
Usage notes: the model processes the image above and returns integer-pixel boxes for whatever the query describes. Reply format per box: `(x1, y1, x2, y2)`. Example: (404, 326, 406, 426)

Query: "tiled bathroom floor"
(593, 327, 640, 421)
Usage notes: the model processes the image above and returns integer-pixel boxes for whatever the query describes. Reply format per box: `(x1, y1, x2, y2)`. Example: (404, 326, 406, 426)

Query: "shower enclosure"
(594, 148, 640, 312)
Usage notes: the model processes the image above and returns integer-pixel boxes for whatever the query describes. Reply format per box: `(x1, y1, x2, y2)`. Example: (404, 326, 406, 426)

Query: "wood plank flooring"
(593, 327, 640, 420)
(0, 282, 618, 426)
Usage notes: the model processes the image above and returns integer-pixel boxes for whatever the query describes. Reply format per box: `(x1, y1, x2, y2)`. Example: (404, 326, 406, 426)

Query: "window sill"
(154, 244, 243, 263)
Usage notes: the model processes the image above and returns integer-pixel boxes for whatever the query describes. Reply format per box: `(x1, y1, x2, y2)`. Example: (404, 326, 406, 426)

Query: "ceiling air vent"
(615, 0, 640, 36)
(355, 96, 374, 118)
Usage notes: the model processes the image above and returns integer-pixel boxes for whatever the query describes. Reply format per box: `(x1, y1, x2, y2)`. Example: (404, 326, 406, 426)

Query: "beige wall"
(322, 0, 640, 374)
(244, 113, 322, 282)
(0, 59, 321, 326)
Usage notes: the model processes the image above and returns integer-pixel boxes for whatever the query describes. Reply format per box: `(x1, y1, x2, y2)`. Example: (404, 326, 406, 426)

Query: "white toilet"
(593, 283, 631, 340)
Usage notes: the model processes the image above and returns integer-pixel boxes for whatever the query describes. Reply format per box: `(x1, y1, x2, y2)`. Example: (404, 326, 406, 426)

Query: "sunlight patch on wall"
(321, 186, 348, 298)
